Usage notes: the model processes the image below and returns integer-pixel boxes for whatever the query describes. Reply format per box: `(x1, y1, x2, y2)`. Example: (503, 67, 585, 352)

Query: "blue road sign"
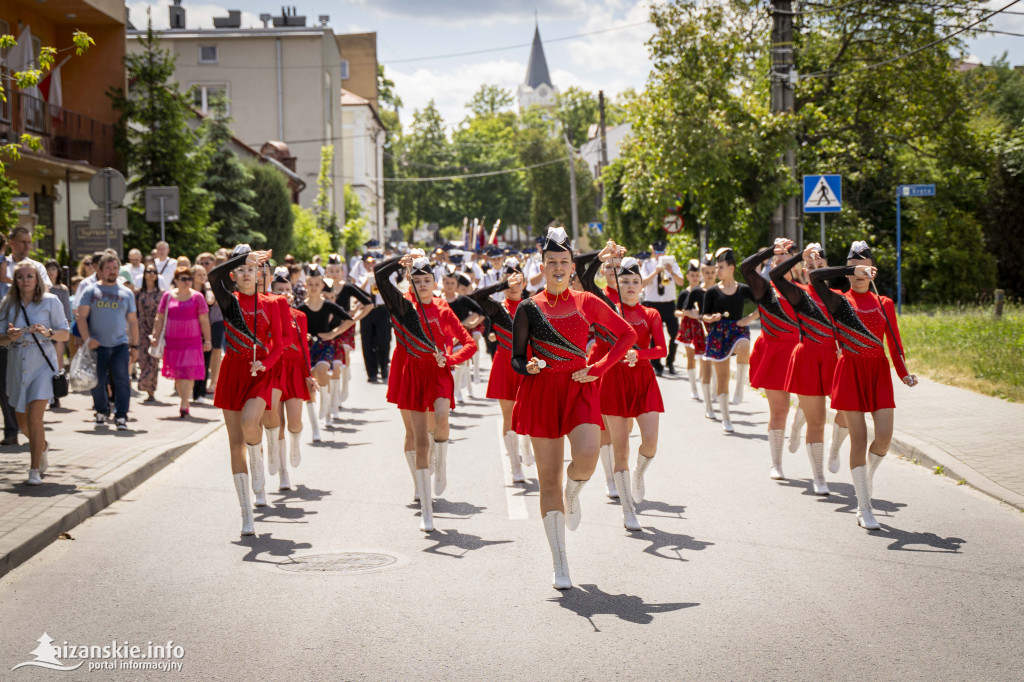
(900, 184, 936, 197)
(803, 174, 842, 213)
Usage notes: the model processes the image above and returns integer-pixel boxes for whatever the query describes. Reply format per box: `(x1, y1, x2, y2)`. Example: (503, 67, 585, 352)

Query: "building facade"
(341, 89, 385, 243)
(1, 0, 126, 256)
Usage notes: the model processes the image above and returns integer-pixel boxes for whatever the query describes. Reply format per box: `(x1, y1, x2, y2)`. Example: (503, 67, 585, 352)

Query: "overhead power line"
(383, 157, 567, 182)
(801, 0, 1023, 80)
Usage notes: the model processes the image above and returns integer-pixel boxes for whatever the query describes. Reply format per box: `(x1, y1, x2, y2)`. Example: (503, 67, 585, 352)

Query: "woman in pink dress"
(150, 266, 212, 417)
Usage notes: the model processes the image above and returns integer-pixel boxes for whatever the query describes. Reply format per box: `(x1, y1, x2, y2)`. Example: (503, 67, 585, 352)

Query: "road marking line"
(498, 420, 529, 520)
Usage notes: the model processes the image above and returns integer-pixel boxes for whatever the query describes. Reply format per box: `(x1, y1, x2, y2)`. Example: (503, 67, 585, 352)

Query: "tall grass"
(899, 302, 1024, 402)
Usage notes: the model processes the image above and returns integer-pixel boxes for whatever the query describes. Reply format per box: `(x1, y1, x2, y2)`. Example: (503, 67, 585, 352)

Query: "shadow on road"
(274, 485, 332, 503)
(876, 524, 966, 553)
(777, 479, 908, 516)
(232, 533, 313, 564)
(549, 583, 699, 631)
(636, 500, 687, 519)
(510, 478, 539, 497)
(309, 440, 371, 450)
(5, 481, 83, 497)
(628, 526, 714, 561)
(421, 529, 512, 559)
(254, 502, 318, 523)
(433, 499, 486, 518)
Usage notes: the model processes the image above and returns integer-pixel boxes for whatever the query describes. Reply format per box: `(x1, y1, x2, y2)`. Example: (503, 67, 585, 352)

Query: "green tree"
(248, 162, 294, 258)
(314, 145, 340, 249)
(377, 64, 403, 112)
(290, 204, 332, 262)
(109, 15, 215, 255)
(342, 185, 368, 256)
(395, 101, 454, 231)
(557, 86, 599, 145)
(0, 174, 18, 232)
(467, 84, 514, 117)
(201, 93, 258, 246)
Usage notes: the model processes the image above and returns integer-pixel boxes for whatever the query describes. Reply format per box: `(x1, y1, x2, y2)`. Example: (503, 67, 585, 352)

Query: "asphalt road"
(1, 357, 1022, 680)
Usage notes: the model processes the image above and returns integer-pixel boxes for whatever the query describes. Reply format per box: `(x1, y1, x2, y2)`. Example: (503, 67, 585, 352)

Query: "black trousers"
(361, 306, 392, 380)
(0, 347, 17, 438)
(644, 300, 679, 371)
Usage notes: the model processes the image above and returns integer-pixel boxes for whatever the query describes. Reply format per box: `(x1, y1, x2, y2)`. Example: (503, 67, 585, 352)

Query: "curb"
(886, 427, 1024, 512)
(0, 421, 223, 579)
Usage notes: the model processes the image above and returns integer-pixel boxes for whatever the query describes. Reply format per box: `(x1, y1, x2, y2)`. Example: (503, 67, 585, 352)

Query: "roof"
(524, 25, 553, 89)
(341, 88, 387, 133)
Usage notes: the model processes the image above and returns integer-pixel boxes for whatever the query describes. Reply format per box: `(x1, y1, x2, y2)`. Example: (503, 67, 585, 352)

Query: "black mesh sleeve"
(769, 252, 804, 308)
(373, 257, 410, 317)
(809, 266, 855, 315)
(510, 299, 533, 375)
(739, 246, 773, 301)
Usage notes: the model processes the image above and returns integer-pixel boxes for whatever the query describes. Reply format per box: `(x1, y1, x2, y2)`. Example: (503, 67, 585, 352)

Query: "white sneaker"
(26, 469, 42, 486)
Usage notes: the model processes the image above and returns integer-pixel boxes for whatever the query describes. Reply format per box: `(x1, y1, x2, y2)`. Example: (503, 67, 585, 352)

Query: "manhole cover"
(277, 552, 399, 574)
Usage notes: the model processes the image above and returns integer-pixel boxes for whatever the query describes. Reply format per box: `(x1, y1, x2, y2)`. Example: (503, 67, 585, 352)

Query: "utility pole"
(597, 91, 609, 222)
(565, 133, 579, 247)
(770, 0, 799, 243)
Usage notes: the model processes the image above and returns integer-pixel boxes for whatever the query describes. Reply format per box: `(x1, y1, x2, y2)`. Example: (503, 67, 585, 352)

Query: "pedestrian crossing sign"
(803, 174, 842, 213)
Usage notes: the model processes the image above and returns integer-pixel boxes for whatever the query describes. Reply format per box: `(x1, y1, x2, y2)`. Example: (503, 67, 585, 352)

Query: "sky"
(126, 1, 1023, 130)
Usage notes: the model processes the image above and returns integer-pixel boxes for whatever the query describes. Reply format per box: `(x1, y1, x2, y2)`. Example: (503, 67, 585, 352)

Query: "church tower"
(517, 23, 558, 112)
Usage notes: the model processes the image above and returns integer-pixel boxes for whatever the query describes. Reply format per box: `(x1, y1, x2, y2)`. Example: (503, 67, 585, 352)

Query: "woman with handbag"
(0, 261, 71, 485)
(150, 267, 212, 418)
(135, 265, 163, 402)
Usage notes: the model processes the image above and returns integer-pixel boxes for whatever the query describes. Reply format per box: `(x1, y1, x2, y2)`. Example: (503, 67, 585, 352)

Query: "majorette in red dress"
(470, 280, 523, 401)
(675, 286, 707, 355)
(376, 256, 476, 412)
(740, 246, 800, 392)
(510, 286, 637, 439)
(770, 252, 840, 397)
(810, 267, 909, 413)
(208, 254, 286, 412)
(276, 298, 312, 403)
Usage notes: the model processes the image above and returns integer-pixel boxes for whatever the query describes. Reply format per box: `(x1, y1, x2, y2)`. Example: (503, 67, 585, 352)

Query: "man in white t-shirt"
(126, 248, 145, 288)
(152, 241, 175, 290)
(640, 240, 686, 376)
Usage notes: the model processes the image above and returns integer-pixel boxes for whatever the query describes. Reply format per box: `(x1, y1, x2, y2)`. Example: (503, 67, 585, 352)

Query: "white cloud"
(126, 2, 262, 30)
(566, 0, 653, 79)
(344, 0, 587, 27)
(391, 59, 524, 128)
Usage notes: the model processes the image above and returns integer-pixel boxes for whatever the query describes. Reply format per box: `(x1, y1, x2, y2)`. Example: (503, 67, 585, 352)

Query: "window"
(192, 83, 229, 114)
(199, 45, 218, 64)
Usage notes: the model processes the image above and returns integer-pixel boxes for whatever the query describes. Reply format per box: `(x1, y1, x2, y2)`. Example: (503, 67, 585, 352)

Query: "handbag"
(20, 301, 69, 399)
(149, 292, 167, 359)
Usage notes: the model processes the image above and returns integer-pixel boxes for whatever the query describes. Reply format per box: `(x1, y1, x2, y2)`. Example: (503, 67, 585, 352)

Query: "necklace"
(544, 288, 570, 308)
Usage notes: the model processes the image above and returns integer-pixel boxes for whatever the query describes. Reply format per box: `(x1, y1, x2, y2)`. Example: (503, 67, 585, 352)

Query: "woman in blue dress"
(0, 261, 71, 485)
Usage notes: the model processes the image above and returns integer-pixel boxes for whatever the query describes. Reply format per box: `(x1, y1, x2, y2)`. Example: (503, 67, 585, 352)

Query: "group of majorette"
(208, 246, 372, 536)
(673, 237, 918, 532)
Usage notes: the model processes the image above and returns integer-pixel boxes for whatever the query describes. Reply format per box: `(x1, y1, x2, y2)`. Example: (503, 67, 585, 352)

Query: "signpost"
(145, 187, 180, 243)
(803, 174, 842, 249)
(662, 215, 682, 234)
(88, 168, 127, 250)
(896, 183, 936, 313)
(587, 221, 604, 235)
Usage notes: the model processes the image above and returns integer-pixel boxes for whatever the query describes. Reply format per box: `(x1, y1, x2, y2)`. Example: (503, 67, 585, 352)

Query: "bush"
(290, 205, 331, 263)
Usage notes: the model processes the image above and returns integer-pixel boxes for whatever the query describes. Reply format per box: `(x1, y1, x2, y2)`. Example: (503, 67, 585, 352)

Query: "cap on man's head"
(363, 239, 381, 248)
(650, 240, 667, 253)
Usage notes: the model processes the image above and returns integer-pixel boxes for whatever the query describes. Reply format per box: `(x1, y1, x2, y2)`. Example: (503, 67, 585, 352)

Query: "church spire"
(524, 23, 552, 89)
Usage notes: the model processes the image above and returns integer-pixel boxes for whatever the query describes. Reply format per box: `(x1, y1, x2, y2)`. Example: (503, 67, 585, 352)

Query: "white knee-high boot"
(278, 435, 293, 490)
(415, 468, 434, 532)
(732, 363, 748, 405)
(613, 470, 642, 531)
(563, 478, 587, 531)
(806, 442, 829, 495)
(710, 372, 718, 397)
(633, 453, 654, 503)
(404, 450, 419, 502)
(289, 428, 302, 468)
(520, 433, 534, 466)
(433, 439, 449, 495)
(702, 383, 716, 420)
(246, 442, 265, 499)
(688, 368, 700, 400)
(788, 406, 805, 453)
(472, 344, 481, 383)
(828, 423, 849, 474)
(329, 377, 342, 421)
(504, 430, 525, 482)
(852, 465, 880, 530)
(305, 401, 322, 442)
(339, 366, 350, 405)
(453, 365, 465, 404)
(600, 444, 618, 498)
(867, 451, 885, 500)
(543, 510, 571, 589)
(265, 426, 280, 476)
(233, 473, 255, 536)
(768, 429, 785, 480)
(717, 394, 734, 433)
(317, 385, 330, 420)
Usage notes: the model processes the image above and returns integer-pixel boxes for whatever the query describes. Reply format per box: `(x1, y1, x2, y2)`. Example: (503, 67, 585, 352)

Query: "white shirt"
(153, 257, 176, 290)
(358, 271, 398, 306)
(523, 258, 543, 295)
(5, 256, 52, 288)
(641, 257, 684, 303)
(128, 263, 146, 288)
(349, 259, 367, 285)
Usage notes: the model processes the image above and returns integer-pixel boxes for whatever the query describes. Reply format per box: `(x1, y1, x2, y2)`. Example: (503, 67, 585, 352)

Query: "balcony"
(0, 89, 118, 170)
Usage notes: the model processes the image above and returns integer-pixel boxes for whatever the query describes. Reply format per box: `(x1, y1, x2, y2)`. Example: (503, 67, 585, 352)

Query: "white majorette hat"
(541, 226, 570, 253)
(847, 240, 873, 261)
(231, 244, 252, 257)
(502, 257, 523, 275)
(617, 256, 642, 277)
(410, 256, 432, 276)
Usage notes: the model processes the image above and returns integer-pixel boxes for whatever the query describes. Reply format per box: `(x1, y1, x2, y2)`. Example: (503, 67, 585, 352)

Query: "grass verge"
(899, 303, 1024, 402)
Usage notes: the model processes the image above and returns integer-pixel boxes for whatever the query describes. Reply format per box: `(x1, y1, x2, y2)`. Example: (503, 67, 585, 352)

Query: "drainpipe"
(276, 38, 284, 140)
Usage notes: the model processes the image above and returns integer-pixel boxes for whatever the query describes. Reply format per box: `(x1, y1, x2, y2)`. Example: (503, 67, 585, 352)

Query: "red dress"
(510, 289, 637, 439)
(770, 254, 840, 397)
(740, 247, 800, 392)
(810, 269, 910, 413)
(278, 303, 312, 402)
(470, 282, 523, 401)
(376, 258, 476, 412)
(210, 287, 286, 412)
(599, 302, 666, 418)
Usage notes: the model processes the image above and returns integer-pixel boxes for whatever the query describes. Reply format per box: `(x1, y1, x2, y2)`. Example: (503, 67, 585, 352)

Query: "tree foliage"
(201, 94, 258, 246)
(290, 204, 332, 262)
(248, 162, 294, 257)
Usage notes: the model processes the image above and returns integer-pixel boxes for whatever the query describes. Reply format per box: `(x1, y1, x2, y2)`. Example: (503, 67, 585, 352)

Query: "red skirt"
(385, 346, 407, 404)
(330, 336, 349, 364)
(278, 353, 311, 402)
(600, 361, 664, 418)
(676, 316, 706, 354)
(339, 327, 356, 350)
(486, 347, 522, 401)
(830, 354, 895, 412)
(784, 341, 838, 397)
(214, 352, 278, 411)
(512, 369, 602, 439)
(750, 335, 798, 392)
(388, 353, 454, 412)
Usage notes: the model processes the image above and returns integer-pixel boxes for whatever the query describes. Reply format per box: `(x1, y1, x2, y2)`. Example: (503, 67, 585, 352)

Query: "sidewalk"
(883, 371, 1024, 511)
(0, 389, 222, 578)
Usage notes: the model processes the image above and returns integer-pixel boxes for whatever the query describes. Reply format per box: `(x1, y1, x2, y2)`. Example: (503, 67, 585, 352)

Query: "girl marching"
(376, 253, 477, 532)
(510, 226, 636, 589)
(674, 258, 706, 401)
(809, 242, 917, 529)
(208, 246, 285, 536)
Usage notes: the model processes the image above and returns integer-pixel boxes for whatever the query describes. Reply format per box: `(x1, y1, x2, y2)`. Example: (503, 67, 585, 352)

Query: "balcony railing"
(0, 88, 118, 169)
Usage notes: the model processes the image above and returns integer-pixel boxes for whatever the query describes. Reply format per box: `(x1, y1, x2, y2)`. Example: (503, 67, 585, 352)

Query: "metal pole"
(104, 171, 112, 249)
(819, 213, 825, 252)
(770, 0, 797, 242)
(159, 196, 166, 243)
(566, 135, 579, 248)
(896, 187, 902, 314)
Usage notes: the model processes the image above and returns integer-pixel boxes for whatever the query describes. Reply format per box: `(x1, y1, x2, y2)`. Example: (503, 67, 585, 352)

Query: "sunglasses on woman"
(145, 269, 157, 274)
(177, 276, 193, 282)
